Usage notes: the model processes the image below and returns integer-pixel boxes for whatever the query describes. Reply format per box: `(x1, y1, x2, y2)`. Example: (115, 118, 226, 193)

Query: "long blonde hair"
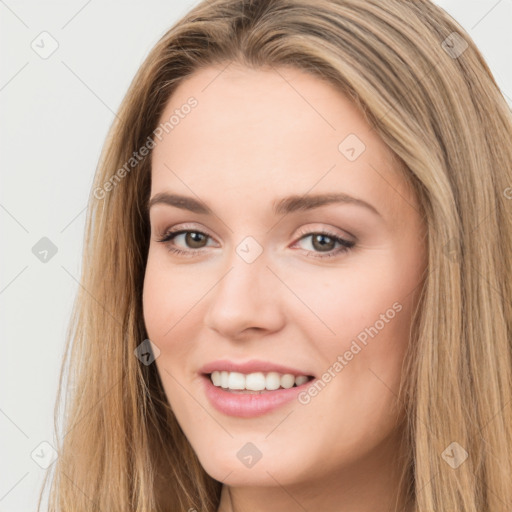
(40, 1, 512, 510)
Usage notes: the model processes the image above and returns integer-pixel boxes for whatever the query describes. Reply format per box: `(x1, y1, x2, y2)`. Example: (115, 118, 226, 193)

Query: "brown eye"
(184, 231, 208, 249)
(310, 233, 336, 252)
(156, 229, 214, 256)
(294, 231, 355, 259)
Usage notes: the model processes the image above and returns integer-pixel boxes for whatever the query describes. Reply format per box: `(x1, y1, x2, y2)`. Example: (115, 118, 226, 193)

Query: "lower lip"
(201, 374, 314, 418)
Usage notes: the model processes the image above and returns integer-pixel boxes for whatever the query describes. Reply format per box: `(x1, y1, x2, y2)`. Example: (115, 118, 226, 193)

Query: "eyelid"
(155, 222, 354, 243)
(156, 222, 216, 241)
(294, 223, 355, 243)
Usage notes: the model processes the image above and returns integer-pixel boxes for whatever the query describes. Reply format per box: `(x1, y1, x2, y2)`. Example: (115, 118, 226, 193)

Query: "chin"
(196, 446, 309, 487)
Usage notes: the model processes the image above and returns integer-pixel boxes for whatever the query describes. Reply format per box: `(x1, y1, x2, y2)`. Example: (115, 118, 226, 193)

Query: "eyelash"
(155, 227, 355, 259)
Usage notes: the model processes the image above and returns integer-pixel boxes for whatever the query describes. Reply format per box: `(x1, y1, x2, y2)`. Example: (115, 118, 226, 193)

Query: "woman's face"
(143, 63, 426, 489)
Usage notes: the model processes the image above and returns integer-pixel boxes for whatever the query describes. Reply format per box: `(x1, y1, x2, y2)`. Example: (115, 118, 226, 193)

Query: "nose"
(203, 249, 285, 340)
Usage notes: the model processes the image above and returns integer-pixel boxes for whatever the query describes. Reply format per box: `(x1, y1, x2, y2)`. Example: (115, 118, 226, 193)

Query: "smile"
(209, 370, 313, 392)
(201, 373, 316, 418)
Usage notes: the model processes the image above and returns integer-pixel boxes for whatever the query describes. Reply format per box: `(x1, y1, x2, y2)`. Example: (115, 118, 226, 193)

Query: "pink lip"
(200, 374, 315, 418)
(199, 359, 314, 377)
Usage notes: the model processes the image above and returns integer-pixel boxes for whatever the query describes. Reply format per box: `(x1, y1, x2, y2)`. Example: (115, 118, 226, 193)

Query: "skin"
(143, 62, 427, 512)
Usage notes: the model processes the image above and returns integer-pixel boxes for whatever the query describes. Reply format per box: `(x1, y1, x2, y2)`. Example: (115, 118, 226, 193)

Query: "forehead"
(149, 63, 414, 220)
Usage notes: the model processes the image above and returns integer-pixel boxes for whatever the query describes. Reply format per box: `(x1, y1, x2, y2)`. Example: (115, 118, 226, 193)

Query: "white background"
(1, 1, 511, 510)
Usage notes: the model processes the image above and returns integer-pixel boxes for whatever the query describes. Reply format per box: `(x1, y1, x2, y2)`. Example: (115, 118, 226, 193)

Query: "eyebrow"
(147, 192, 381, 217)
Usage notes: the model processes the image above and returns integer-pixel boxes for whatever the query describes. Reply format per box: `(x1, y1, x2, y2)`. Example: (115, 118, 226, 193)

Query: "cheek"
(281, 255, 412, 345)
(142, 260, 168, 340)
(142, 259, 190, 394)
(142, 253, 206, 381)
(142, 261, 196, 417)
(142, 253, 202, 339)
(286, 252, 418, 408)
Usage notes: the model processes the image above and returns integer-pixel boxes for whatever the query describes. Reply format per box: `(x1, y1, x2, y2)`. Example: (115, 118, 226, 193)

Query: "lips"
(196, 359, 317, 417)
(200, 373, 315, 417)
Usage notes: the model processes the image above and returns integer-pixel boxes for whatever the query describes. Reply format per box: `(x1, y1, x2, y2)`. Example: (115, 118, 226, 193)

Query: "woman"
(40, 1, 512, 511)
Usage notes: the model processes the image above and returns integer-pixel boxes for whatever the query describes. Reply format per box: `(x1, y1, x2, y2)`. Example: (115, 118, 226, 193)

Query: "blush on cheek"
(143, 264, 176, 323)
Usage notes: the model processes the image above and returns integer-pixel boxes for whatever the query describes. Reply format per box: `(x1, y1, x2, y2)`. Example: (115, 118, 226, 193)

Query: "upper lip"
(199, 359, 315, 377)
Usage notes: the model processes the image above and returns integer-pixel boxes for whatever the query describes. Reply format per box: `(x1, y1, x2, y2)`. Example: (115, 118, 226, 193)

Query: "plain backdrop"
(1, 1, 511, 510)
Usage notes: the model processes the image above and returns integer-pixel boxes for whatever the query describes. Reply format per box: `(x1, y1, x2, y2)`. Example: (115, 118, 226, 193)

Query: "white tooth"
(265, 372, 282, 390)
(245, 372, 266, 391)
(211, 371, 221, 386)
(280, 374, 295, 389)
(211, 371, 310, 390)
(295, 375, 309, 386)
(228, 371, 245, 390)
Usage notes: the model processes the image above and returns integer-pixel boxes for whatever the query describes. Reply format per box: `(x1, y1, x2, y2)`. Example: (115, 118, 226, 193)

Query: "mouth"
(200, 370, 316, 417)
(202, 371, 316, 394)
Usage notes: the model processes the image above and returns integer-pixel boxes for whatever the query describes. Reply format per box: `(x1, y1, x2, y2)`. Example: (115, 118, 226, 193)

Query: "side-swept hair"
(40, 1, 512, 510)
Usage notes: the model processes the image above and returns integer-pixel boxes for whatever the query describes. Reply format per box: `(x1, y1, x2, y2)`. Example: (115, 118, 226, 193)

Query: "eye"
(155, 226, 356, 259)
(156, 228, 214, 257)
(293, 230, 355, 259)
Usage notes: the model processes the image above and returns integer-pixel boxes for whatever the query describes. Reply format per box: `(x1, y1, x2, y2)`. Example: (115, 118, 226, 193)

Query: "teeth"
(246, 372, 266, 391)
(295, 375, 309, 386)
(265, 372, 281, 390)
(228, 371, 245, 390)
(211, 371, 222, 386)
(209, 371, 311, 391)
